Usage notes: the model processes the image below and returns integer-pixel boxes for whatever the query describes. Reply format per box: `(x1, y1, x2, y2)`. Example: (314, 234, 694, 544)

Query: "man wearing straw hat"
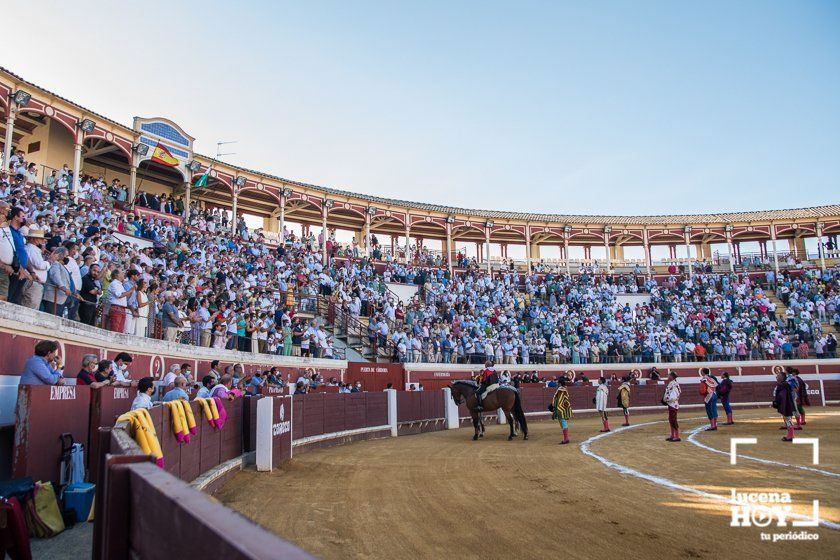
(22, 227, 49, 309)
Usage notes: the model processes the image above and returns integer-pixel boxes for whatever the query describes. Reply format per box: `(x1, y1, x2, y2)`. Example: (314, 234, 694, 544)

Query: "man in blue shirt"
(6, 207, 31, 305)
(195, 375, 215, 399)
(161, 377, 190, 402)
(20, 340, 64, 385)
(246, 372, 264, 396)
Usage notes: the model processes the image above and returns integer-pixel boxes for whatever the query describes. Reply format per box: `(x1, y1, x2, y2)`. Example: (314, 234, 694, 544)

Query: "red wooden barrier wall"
(12, 385, 91, 484)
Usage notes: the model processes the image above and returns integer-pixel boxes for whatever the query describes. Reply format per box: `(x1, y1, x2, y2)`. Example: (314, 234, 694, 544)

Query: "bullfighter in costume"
(780, 368, 804, 430)
(618, 376, 631, 426)
(549, 377, 573, 444)
(595, 377, 610, 432)
(718, 372, 734, 425)
(700, 368, 719, 431)
(794, 369, 810, 426)
(664, 372, 682, 442)
(772, 369, 797, 442)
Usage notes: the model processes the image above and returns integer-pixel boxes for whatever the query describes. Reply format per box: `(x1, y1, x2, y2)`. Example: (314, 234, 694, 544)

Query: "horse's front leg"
(507, 410, 516, 440)
(471, 412, 480, 441)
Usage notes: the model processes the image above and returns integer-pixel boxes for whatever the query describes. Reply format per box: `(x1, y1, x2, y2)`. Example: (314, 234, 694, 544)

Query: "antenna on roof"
(216, 140, 237, 159)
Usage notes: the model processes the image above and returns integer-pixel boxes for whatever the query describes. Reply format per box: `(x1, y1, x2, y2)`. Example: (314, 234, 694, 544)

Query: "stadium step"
(766, 292, 838, 334)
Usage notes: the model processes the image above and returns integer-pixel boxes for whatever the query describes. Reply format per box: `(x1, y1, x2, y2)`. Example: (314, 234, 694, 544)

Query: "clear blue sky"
(11, 0, 840, 215)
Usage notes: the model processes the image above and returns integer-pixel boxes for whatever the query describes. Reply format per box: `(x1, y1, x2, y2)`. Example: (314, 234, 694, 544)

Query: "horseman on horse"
(450, 362, 529, 441)
(474, 360, 499, 412)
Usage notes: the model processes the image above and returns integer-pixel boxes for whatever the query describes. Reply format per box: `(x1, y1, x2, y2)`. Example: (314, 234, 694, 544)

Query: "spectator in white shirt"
(161, 364, 182, 393)
(131, 377, 156, 411)
(22, 227, 49, 309)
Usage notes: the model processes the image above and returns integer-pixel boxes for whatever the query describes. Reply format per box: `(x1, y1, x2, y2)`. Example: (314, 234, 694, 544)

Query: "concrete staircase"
(331, 335, 368, 362)
(766, 292, 838, 335)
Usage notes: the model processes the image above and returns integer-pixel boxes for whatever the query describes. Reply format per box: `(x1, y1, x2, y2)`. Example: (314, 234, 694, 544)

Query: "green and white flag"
(194, 165, 212, 188)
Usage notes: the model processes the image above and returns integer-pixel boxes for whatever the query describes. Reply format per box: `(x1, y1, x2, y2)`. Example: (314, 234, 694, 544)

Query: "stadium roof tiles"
(4, 66, 838, 226)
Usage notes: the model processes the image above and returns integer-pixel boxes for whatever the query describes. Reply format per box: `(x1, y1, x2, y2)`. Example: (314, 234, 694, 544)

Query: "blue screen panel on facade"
(139, 122, 190, 147)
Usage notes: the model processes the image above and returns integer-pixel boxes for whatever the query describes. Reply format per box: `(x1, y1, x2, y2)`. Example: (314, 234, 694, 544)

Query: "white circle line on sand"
(579, 417, 840, 531)
(687, 423, 840, 478)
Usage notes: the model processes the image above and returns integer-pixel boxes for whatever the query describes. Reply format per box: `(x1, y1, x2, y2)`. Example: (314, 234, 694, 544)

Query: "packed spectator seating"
(0, 168, 340, 359)
(1, 158, 838, 366)
(338, 263, 839, 364)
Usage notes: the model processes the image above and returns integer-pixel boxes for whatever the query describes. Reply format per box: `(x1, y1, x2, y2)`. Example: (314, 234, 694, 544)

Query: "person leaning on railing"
(160, 291, 184, 342)
(19, 340, 64, 386)
(42, 247, 73, 317)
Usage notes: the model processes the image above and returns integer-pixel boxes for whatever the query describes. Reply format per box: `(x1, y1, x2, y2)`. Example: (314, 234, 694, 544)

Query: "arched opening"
(133, 160, 185, 210)
(1, 109, 76, 183)
(80, 137, 131, 184)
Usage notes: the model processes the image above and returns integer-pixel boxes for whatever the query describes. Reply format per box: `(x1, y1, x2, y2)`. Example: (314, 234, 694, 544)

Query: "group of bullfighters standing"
(548, 374, 633, 445)
(548, 365, 811, 444)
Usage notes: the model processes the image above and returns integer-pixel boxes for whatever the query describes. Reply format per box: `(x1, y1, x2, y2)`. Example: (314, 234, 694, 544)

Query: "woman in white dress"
(134, 279, 150, 337)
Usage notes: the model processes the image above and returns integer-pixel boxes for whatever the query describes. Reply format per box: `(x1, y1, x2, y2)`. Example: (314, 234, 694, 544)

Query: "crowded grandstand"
(1, 52, 839, 560)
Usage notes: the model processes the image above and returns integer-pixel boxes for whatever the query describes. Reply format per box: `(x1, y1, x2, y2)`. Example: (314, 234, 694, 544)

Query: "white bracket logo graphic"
(793, 438, 819, 465)
(728, 437, 821, 528)
(730, 437, 756, 465)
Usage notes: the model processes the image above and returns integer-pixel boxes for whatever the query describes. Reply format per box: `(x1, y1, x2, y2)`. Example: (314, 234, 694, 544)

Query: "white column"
(279, 197, 286, 240)
(183, 180, 192, 222)
(443, 387, 460, 429)
(643, 229, 651, 277)
(255, 396, 273, 471)
(128, 164, 137, 206)
(604, 237, 611, 272)
(386, 388, 398, 437)
(770, 226, 779, 276)
(564, 234, 570, 274)
(404, 222, 410, 263)
(525, 226, 532, 273)
(231, 193, 238, 233)
(816, 223, 826, 272)
(726, 231, 735, 273)
(685, 232, 693, 281)
(485, 227, 491, 274)
(72, 137, 83, 196)
(446, 222, 453, 276)
(321, 208, 328, 264)
(365, 213, 371, 257)
(3, 113, 14, 169)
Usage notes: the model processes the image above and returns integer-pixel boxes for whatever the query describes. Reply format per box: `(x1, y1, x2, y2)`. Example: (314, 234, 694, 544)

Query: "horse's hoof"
(508, 436, 513, 441)
(473, 436, 479, 441)
(523, 435, 529, 440)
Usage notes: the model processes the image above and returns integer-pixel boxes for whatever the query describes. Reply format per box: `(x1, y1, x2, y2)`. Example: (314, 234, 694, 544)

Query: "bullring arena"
(1, 29, 840, 560)
(217, 409, 840, 560)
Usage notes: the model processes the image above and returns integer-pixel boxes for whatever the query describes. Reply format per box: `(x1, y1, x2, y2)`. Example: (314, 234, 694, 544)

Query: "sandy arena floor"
(215, 409, 840, 560)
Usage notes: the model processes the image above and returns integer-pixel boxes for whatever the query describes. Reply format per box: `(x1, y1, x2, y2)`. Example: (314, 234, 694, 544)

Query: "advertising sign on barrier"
(13, 385, 91, 484)
(346, 362, 404, 391)
(256, 395, 293, 471)
(272, 395, 293, 465)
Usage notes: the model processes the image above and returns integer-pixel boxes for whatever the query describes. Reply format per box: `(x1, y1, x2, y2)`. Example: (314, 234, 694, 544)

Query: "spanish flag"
(150, 142, 179, 167)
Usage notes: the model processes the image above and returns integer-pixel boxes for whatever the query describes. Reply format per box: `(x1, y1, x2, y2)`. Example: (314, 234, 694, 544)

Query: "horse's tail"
(513, 391, 528, 436)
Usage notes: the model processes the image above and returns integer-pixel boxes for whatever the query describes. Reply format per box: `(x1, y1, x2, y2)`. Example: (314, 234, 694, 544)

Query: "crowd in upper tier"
(1, 157, 838, 365)
(353, 263, 838, 364)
